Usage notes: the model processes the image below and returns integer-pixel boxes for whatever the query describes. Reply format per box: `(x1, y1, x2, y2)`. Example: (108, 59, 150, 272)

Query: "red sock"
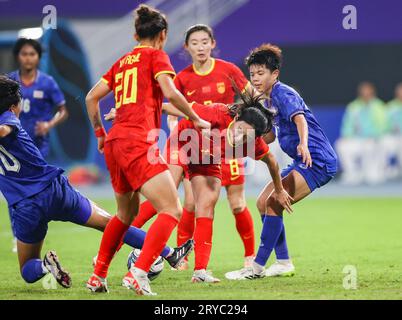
(194, 217, 213, 270)
(177, 208, 195, 247)
(94, 216, 129, 278)
(234, 207, 255, 257)
(135, 213, 178, 272)
(132, 200, 157, 228)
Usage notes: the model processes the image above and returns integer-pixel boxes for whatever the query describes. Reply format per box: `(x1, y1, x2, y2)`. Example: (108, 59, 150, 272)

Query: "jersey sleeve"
(152, 50, 176, 80)
(48, 77, 66, 107)
(229, 63, 250, 93)
(101, 64, 115, 90)
(0, 112, 21, 133)
(279, 92, 305, 122)
(254, 137, 270, 160)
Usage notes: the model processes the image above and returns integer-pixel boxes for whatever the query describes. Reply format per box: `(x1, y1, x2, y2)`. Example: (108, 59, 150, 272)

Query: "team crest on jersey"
(217, 82, 225, 94)
(33, 90, 44, 99)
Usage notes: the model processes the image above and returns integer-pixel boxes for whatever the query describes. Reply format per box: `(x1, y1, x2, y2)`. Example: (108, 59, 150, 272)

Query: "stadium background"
(0, 0, 401, 300)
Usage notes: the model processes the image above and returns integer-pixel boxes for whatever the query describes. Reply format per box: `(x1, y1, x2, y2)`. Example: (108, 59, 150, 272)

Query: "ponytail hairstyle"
(228, 83, 275, 137)
(134, 4, 168, 40)
(0, 75, 21, 115)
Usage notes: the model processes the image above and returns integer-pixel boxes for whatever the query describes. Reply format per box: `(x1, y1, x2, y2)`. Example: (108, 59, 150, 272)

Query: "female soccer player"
(8, 38, 68, 158)
(7, 38, 69, 253)
(85, 5, 209, 295)
(225, 44, 338, 280)
(162, 91, 293, 283)
(132, 24, 257, 270)
(0, 76, 192, 290)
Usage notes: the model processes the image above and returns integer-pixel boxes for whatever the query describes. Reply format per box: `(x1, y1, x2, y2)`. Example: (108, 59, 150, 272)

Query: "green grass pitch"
(0, 197, 401, 300)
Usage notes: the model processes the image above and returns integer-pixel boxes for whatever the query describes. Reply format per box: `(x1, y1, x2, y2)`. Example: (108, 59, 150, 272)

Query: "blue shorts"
(9, 174, 92, 244)
(281, 157, 337, 192)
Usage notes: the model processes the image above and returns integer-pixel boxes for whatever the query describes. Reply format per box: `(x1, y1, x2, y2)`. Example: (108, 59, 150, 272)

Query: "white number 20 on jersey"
(0, 145, 21, 175)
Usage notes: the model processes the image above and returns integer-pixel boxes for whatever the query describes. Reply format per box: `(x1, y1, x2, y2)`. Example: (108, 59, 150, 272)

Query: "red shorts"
(164, 136, 190, 178)
(104, 139, 168, 194)
(221, 158, 245, 186)
(164, 136, 246, 184)
(187, 163, 222, 181)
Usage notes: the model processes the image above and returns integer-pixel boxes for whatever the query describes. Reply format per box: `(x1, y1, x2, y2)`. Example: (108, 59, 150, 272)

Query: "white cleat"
(122, 267, 157, 296)
(225, 267, 265, 280)
(191, 269, 220, 283)
(265, 261, 295, 277)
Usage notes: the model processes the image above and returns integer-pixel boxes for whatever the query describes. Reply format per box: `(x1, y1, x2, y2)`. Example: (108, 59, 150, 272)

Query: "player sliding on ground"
(225, 44, 338, 280)
(0, 76, 193, 289)
(85, 4, 210, 296)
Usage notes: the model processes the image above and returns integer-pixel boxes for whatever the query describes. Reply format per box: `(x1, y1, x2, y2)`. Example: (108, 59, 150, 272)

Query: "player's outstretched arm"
(162, 103, 185, 117)
(85, 80, 111, 153)
(157, 74, 210, 131)
(260, 152, 294, 213)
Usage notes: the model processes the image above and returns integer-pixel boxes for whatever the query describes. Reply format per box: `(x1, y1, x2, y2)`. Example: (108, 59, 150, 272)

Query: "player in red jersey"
(164, 92, 293, 282)
(132, 24, 258, 270)
(84, 5, 210, 296)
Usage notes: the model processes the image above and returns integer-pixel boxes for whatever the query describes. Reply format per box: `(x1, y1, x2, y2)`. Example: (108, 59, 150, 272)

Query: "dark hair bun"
(136, 5, 155, 23)
(134, 4, 168, 39)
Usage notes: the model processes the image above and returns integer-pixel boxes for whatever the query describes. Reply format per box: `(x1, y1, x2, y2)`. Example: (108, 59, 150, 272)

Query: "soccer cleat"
(122, 268, 156, 296)
(265, 261, 295, 277)
(43, 250, 72, 288)
(171, 259, 189, 271)
(191, 269, 221, 283)
(86, 274, 109, 293)
(244, 256, 254, 268)
(225, 267, 265, 280)
(166, 239, 194, 269)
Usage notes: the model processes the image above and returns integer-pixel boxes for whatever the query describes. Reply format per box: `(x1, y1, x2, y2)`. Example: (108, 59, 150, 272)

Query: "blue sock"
(275, 224, 289, 260)
(123, 226, 171, 258)
(21, 259, 47, 283)
(255, 215, 283, 267)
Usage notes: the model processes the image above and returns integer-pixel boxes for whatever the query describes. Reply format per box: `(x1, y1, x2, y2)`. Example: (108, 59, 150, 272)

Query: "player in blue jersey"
(0, 76, 193, 291)
(7, 39, 69, 251)
(8, 38, 69, 158)
(226, 44, 337, 280)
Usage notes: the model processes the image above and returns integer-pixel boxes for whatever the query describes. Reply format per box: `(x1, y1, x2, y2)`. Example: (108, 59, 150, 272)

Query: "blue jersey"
(269, 81, 337, 166)
(0, 111, 63, 206)
(7, 70, 65, 157)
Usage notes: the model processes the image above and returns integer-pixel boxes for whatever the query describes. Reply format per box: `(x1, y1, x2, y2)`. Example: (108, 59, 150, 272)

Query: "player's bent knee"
(21, 259, 45, 283)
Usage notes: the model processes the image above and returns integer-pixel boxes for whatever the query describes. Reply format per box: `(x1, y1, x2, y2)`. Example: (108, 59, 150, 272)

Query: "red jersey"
(101, 45, 175, 143)
(174, 58, 249, 105)
(173, 103, 269, 165)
